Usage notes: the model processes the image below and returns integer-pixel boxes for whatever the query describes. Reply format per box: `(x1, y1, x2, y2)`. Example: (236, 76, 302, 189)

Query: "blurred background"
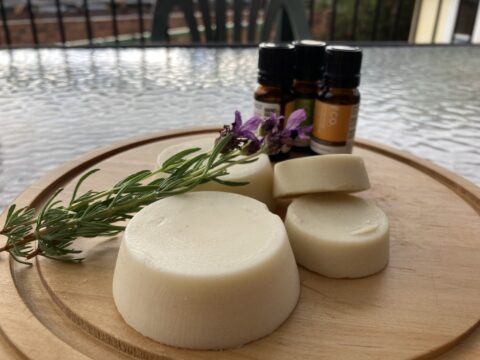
(0, 0, 479, 47)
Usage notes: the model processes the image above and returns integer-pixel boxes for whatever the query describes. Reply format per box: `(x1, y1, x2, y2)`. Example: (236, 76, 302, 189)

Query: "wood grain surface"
(0, 127, 479, 360)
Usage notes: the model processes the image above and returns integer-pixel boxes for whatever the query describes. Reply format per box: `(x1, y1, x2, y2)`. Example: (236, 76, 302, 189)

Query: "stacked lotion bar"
(275, 155, 389, 278)
(112, 137, 389, 350)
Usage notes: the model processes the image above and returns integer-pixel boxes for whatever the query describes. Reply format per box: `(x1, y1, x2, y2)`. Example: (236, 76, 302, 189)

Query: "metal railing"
(0, 0, 429, 47)
(0, 0, 152, 46)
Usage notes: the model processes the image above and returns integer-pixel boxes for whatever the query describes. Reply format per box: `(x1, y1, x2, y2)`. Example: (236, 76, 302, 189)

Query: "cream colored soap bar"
(273, 154, 370, 198)
(157, 137, 275, 209)
(285, 193, 389, 278)
(113, 191, 300, 350)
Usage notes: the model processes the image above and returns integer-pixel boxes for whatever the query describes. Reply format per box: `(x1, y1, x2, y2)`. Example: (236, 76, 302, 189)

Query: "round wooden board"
(0, 127, 480, 360)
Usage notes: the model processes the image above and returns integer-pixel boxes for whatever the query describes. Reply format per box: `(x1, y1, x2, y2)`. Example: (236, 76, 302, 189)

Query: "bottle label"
(310, 101, 359, 154)
(254, 100, 295, 126)
(312, 101, 359, 146)
(254, 101, 281, 118)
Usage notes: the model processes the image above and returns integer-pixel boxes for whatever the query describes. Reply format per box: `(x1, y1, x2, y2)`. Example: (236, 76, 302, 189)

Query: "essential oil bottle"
(254, 43, 295, 122)
(311, 46, 362, 155)
(292, 40, 326, 150)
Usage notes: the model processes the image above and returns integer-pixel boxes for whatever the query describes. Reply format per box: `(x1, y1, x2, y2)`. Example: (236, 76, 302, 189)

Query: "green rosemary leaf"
(191, 154, 210, 171)
(8, 234, 32, 259)
(147, 178, 166, 186)
(72, 190, 100, 204)
(123, 185, 159, 193)
(41, 253, 84, 263)
(5, 204, 16, 225)
(109, 185, 132, 209)
(37, 188, 64, 229)
(41, 214, 68, 228)
(161, 147, 201, 170)
(80, 202, 108, 220)
(207, 135, 231, 168)
(171, 153, 210, 179)
(116, 170, 153, 188)
(235, 158, 259, 164)
(1, 206, 34, 234)
(78, 221, 125, 231)
(46, 201, 63, 211)
(211, 178, 250, 187)
(70, 169, 100, 205)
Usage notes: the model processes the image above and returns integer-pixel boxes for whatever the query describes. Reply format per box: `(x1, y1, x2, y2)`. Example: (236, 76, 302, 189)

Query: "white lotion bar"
(157, 137, 275, 209)
(285, 193, 389, 278)
(113, 191, 300, 349)
(273, 154, 370, 198)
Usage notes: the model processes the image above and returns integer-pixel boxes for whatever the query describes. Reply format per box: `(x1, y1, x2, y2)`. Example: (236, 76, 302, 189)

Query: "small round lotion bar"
(157, 137, 275, 209)
(112, 191, 300, 350)
(285, 193, 389, 278)
(273, 154, 370, 198)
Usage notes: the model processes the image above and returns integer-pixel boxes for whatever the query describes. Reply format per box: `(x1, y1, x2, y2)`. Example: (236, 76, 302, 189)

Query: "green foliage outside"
(312, 0, 416, 41)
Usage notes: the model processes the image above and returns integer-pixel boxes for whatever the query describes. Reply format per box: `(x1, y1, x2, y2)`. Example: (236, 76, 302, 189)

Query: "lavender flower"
(217, 109, 311, 156)
(284, 109, 312, 140)
(261, 109, 311, 155)
(217, 111, 263, 154)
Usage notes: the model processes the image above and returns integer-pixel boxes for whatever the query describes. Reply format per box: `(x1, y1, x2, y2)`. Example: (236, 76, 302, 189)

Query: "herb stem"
(0, 137, 260, 263)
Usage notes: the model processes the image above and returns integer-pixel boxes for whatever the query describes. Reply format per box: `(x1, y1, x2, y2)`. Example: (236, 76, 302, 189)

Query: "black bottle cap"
(292, 40, 326, 81)
(324, 45, 362, 88)
(258, 42, 295, 87)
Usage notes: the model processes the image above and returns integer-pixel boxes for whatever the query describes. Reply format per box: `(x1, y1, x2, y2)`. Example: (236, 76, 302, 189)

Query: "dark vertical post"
(180, 0, 200, 42)
(110, 0, 119, 44)
(0, 0, 11, 46)
(83, 0, 93, 45)
(330, 0, 337, 40)
(309, 0, 315, 28)
(55, 0, 66, 45)
(215, 0, 226, 41)
(351, 0, 360, 40)
(469, 0, 480, 43)
(279, 7, 293, 41)
(247, 0, 261, 43)
(431, 0, 443, 43)
(26, 0, 39, 45)
(137, 0, 145, 44)
(199, 0, 213, 41)
(371, 0, 382, 40)
(233, 0, 242, 43)
(409, 0, 422, 43)
(392, 0, 403, 40)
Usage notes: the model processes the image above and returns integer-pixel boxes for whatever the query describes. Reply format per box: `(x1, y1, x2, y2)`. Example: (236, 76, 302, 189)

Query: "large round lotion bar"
(113, 191, 300, 349)
(273, 154, 370, 198)
(285, 193, 389, 278)
(157, 137, 275, 209)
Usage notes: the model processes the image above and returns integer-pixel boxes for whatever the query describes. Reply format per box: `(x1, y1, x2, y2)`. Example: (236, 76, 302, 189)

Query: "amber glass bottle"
(254, 43, 295, 122)
(292, 40, 326, 150)
(311, 46, 362, 155)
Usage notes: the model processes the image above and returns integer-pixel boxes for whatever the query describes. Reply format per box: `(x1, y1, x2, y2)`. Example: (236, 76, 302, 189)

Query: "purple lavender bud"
(285, 109, 307, 130)
(217, 111, 263, 154)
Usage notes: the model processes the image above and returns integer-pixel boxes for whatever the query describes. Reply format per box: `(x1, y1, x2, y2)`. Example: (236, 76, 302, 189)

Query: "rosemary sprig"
(0, 134, 258, 264)
(0, 109, 311, 265)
